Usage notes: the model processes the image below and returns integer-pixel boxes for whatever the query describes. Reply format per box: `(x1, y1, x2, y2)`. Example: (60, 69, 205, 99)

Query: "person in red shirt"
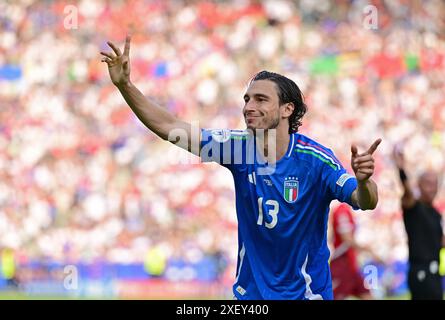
(330, 203, 380, 300)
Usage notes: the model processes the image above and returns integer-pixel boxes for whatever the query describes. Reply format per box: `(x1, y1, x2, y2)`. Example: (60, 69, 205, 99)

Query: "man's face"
(418, 171, 438, 204)
(243, 80, 281, 131)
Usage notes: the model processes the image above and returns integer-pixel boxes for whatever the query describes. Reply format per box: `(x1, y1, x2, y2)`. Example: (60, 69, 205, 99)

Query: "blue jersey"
(200, 129, 358, 300)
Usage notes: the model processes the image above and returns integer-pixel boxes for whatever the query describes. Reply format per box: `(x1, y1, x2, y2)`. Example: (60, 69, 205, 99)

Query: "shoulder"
(228, 129, 251, 141)
(201, 129, 251, 143)
(402, 199, 420, 210)
(291, 133, 342, 171)
(402, 200, 421, 216)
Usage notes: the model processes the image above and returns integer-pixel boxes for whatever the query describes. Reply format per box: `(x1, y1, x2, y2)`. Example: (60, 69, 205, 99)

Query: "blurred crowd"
(0, 0, 444, 290)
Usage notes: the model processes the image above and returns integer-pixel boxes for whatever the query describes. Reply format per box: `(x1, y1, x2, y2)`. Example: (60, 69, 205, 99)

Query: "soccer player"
(101, 36, 381, 300)
(330, 203, 382, 300)
(393, 146, 444, 300)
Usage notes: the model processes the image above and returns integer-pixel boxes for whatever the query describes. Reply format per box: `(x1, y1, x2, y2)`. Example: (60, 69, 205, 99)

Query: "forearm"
(103, 37, 200, 154)
(395, 166, 416, 210)
(116, 82, 178, 140)
(355, 179, 378, 210)
(397, 167, 414, 198)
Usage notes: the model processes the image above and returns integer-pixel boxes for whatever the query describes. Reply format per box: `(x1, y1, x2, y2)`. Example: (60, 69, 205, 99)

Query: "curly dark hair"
(250, 70, 307, 134)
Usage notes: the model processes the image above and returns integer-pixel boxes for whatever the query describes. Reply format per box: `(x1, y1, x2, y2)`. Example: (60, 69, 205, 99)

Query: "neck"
(256, 127, 291, 164)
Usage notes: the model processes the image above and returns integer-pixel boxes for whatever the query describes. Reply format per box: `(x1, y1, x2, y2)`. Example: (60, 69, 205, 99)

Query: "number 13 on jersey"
(257, 197, 279, 229)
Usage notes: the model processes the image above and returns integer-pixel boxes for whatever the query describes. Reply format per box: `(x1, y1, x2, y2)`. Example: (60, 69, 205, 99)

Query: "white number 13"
(257, 197, 279, 229)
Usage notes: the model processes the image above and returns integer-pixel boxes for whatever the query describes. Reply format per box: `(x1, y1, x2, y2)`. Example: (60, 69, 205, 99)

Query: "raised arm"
(350, 139, 381, 210)
(392, 145, 416, 209)
(101, 35, 200, 155)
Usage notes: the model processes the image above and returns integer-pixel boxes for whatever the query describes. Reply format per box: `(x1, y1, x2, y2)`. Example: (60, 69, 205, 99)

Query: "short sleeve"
(200, 129, 249, 170)
(321, 156, 358, 210)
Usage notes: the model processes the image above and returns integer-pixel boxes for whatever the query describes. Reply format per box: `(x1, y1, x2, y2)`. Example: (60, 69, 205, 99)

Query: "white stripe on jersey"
(301, 255, 323, 300)
(287, 134, 295, 157)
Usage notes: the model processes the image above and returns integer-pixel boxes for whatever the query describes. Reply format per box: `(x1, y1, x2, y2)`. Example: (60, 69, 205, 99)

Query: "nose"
(243, 100, 256, 115)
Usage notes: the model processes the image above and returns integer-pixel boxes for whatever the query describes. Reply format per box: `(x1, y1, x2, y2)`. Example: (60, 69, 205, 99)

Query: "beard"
(247, 112, 280, 134)
(268, 114, 280, 130)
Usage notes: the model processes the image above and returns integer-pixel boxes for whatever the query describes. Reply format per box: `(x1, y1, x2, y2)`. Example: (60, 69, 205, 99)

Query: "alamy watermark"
(165, 123, 278, 175)
(363, 264, 379, 290)
(63, 265, 78, 290)
(63, 5, 79, 30)
(363, 5, 378, 30)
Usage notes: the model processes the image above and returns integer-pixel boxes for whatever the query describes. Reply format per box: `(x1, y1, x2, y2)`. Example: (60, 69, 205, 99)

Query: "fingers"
(352, 149, 376, 179)
(353, 157, 375, 174)
(101, 58, 112, 65)
(351, 145, 358, 157)
(355, 168, 374, 175)
(353, 154, 373, 165)
(353, 160, 374, 169)
(352, 139, 382, 158)
(367, 138, 382, 155)
(107, 41, 122, 56)
(100, 51, 115, 59)
(123, 34, 131, 56)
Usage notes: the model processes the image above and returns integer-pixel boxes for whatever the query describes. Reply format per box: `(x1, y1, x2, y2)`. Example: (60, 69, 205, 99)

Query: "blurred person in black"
(393, 145, 444, 300)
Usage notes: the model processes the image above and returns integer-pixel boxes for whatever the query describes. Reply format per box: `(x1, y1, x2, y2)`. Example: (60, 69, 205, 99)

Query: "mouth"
(245, 115, 261, 121)
(245, 118, 259, 126)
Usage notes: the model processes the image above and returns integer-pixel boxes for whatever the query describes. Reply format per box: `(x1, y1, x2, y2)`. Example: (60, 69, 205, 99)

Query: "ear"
(281, 102, 294, 118)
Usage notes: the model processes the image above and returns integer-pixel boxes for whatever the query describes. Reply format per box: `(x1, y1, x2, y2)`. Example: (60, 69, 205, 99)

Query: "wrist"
(116, 80, 132, 90)
(357, 179, 370, 186)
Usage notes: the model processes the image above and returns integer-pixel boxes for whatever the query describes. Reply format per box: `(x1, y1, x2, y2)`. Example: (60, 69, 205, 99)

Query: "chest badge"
(284, 177, 299, 203)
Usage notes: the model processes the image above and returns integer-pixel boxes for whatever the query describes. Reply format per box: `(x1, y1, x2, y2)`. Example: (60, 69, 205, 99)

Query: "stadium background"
(0, 0, 444, 299)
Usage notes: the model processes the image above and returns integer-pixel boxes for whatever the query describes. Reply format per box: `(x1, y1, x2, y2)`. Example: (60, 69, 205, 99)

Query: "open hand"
(100, 35, 131, 87)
